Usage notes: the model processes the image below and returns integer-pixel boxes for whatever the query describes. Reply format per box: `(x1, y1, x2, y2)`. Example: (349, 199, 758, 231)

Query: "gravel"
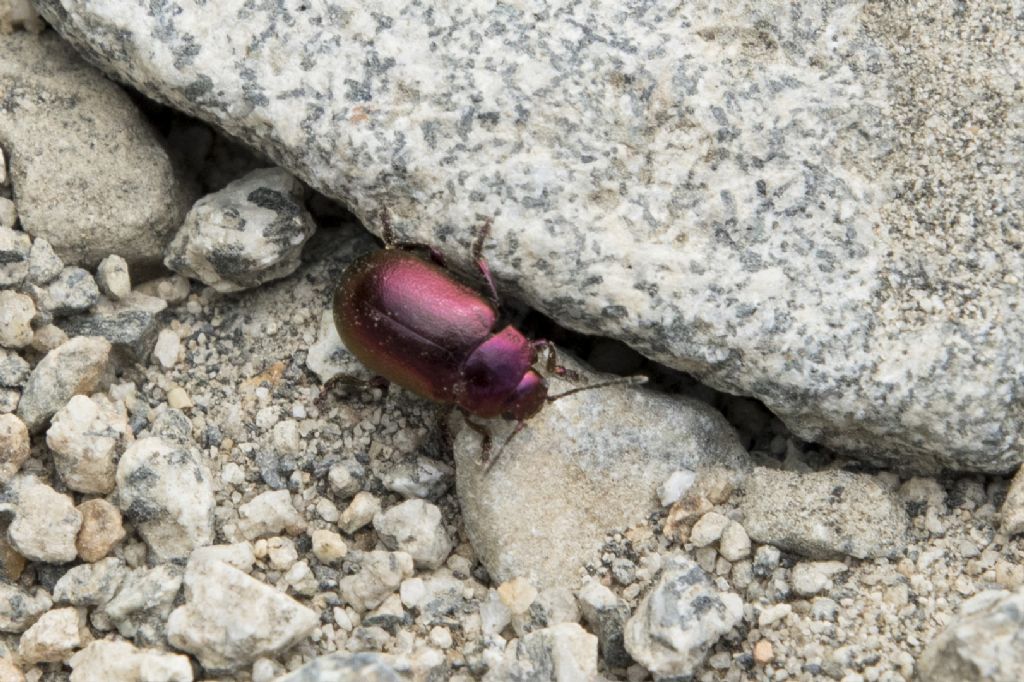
(1, 19, 1022, 682)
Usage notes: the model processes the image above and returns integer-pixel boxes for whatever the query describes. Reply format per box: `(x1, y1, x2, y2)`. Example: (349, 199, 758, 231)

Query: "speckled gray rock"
(0, 290, 34, 349)
(739, 467, 908, 560)
(2, 476, 82, 563)
(164, 167, 316, 292)
(68, 640, 193, 682)
(0, 350, 29, 388)
(1001, 466, 1024, 536)
(53, 557, 127, 607)
(372, 499, 453, 570)
(577, 580, 633, 669)
(116, 437, 215, 561)
(338, 550, 415, 613)
(918, 588, 1024, 682)
(35, 0, 1024, 473)
(32, 266, 100, 316)
(624, 555, 743, 680)
(454, 364, 748, 590)
(95, 255, 131, 301)
(97, 564, 183, 645)
(26, 237, 63, 286)
(0, 583, 52, 633)
(0, 32, 193, 267)
(17, 606, 87, 665)
(381, 457, 454, 501)
(166, 558, 318, 671)
(61, 309, 163, 364)
(17, 335, 112, 432)
(235, 489, 307, 541)
(47, 393, 129, 494)
(0, 227, 30, 287)
(0, 413, 29, 484)
(484, 623, 598, 682)
(276, 653, 400, 682)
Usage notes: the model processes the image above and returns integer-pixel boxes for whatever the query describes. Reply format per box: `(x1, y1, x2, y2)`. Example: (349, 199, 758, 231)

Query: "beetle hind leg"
(316, 373, 390, 408)
(472, 217, 501, 309)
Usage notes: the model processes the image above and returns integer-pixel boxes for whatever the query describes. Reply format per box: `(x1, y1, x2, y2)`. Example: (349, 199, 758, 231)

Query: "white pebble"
(153, 329, 181, 369)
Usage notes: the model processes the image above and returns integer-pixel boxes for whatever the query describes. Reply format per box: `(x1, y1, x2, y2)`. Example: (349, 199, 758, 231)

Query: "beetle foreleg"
(531, 339, 582, 381)
(461, 410, 493, 462)
(483, 419, 528, 473)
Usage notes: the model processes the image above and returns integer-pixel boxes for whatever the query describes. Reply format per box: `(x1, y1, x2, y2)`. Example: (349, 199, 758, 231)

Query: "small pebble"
(754, 639, 774, 664)
(166, 386, 193, 409)
(75, 499, 126, 562)
(18, 607, 86, 665)
(153, 329, 181, 368)
(311, 529, 347, 564)
(95, 254, 131, 300)
(0, 414, 30, 484)
(0, 291, 35, 349)
(690, 511, 730, 548)
(339, 491, 382, 534)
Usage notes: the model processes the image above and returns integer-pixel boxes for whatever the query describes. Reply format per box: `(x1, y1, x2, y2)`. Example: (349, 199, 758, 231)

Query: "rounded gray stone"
(0, 32, 194, 267)
(454, 361, 749, 590)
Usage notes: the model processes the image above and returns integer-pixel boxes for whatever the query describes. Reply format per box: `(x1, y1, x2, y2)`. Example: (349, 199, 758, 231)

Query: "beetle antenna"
(546, 375, 648, 402)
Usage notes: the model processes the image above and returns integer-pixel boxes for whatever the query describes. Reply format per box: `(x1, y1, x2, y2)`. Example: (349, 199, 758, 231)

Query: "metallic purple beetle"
(330, 213, 639, 468)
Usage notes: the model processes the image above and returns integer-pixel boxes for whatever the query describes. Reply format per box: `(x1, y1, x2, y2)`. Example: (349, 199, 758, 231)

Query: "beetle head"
(501, 369, 548, 421)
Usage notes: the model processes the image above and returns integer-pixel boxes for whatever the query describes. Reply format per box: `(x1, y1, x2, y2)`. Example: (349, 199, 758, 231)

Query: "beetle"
(328, 211, 642, 469)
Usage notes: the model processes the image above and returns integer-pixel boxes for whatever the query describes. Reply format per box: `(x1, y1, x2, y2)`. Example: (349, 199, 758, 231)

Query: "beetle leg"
(460, 410, 493, 462)
(472, 217, 501, 309)
(483, 419, 528, 473)
(531, 339, 581, 381)
(378, 208, 449, 266)
(316, 374, 390, 408)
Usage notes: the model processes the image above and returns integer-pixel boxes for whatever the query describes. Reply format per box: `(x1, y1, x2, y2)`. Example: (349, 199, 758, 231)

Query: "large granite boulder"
(35, 0, 1023, 472)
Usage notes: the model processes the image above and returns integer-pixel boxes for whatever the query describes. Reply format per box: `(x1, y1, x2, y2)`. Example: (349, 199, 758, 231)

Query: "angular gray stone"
(116, 437, 215, 561)
(26, 237, 63, 286)
(338, 550, 415, 613)
(918, 588, 1024, 682)
(624, 555, 743, 679)
(578, 580, 633, 669)
(17, 335, 112, 432)
(69, 640, 194, 682)
(0, 289, 34, 348)
(167, 558, 318, 671)
(164, 167, 316, 292)
(739, 467, 909, 560)
(0, 583, 52, 633)
(372, 499, 453, 570)
(97, 564, 183, 645)
(0, 31, 194, 267)
(484, 623, 598, 682)
(276, 653, 400, 682)
(35, 0, 1024, 473)
(3, 475, 82, 563)
(53, 557, 127, 607)
(381, 457, 454, 501)
(61, 309, 162, 364)
(47, 393, 129, 494)
(454, 361, 748, 590)
(34, 266, 100, 316)
(0, 413, 29, 485)
(0, 349, 30, 388)
(0, 227, 31, 287)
